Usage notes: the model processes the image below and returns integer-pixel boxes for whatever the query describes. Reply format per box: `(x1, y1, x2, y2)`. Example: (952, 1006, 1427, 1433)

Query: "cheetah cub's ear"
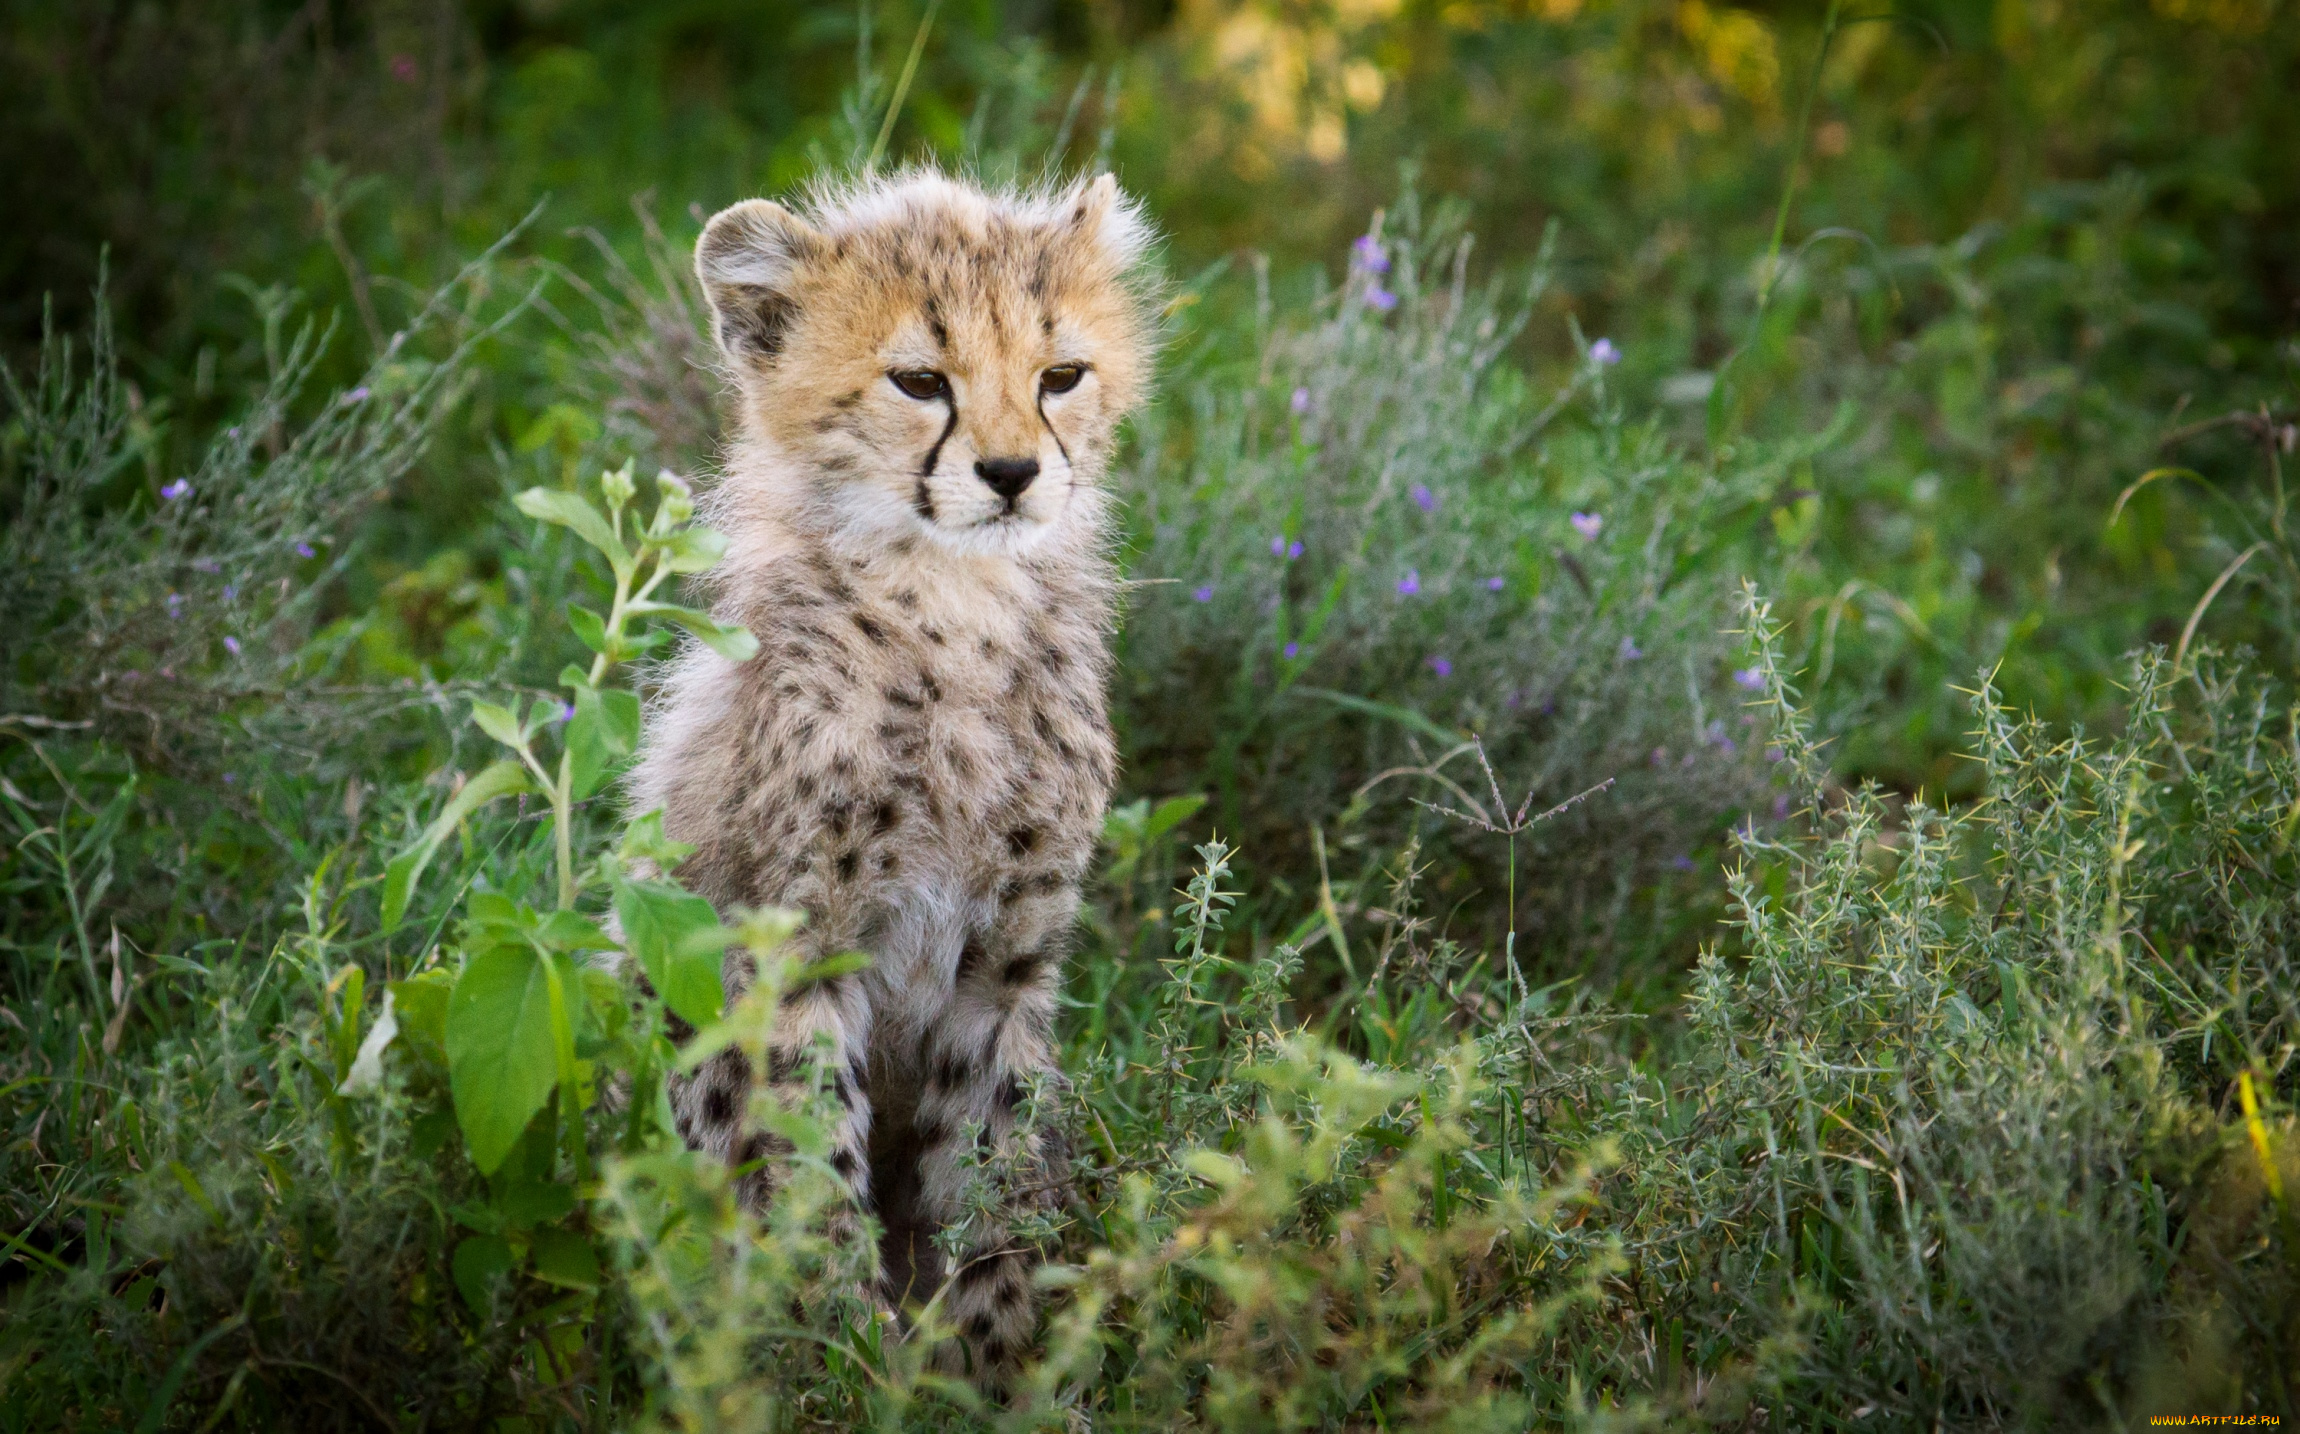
(1065, 172, 1153, 273)
(694, 198, 825, 367)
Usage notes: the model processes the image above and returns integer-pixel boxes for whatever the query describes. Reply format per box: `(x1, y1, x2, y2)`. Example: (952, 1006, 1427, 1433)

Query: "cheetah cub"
(628, 170, 1155, 1377)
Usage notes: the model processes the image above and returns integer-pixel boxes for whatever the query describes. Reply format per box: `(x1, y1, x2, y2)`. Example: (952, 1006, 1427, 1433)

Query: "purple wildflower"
(1669, 853, 1696, 872)
(1619, 637, 1643, 660)
(1272, 535, 1288, 556)
(1651, 747, 1669, 767)
(223, 636, 242, 656)
(161, 479, 192, 501)
(1733, 667, 1765, 690)
(1773, 793, 1792, 819)
(1426, 655, 1453, 678)
(222, 772, 236, 785)
(344, 385, 372, 403)
(225, 426, 241, 440)
(1570, 512, 1603, 540)
(166, 593, 183, 619)
(1351, 235, 1391, 273)
(1486, 576, 1507, 591)
(1411, 483, 1438, 513)
(1290, 387, 1311, 415)
(1282, 642, 1300, 659)
(295, 542, 317, 559)
(1590, 338, 1621, 367)
(222, 585, 237, 602)
(553, 701, 576, 724)
(1766, 746, 1785, 763)
(192, 558, 220, 574)
(1365, 284, 1398, 312)
(1193, 585, 1215, 603)
(1396, 569, 1421, 596)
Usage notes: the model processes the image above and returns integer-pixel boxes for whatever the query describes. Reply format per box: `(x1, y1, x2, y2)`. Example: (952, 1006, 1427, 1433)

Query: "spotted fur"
(628, 169, 1156, 1382)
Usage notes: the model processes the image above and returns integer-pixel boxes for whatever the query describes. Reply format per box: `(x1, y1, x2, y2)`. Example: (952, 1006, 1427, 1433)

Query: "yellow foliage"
(1677, 0, 1781, 107)
(2149, 0, 2276, 35)
(1178, 0, 1407, 162)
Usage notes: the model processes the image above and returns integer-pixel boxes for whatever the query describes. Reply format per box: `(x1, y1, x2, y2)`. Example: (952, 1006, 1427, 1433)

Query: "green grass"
(3, 0, 2298, 1426)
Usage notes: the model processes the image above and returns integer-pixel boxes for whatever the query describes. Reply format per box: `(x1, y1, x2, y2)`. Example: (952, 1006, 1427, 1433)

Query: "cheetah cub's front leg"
(906, 880, 1083, 1378)
(627, 167, 1157, 1385)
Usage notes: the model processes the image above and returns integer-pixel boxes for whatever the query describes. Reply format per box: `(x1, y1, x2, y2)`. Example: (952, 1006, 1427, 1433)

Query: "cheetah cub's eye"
(888, 369, 949, 400)
(1039, 364, 1087, 395)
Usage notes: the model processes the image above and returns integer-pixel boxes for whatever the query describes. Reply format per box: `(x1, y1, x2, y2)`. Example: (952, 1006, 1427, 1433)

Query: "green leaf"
(566, 685, 641, 801)
(535, 909, 615, 952)
(1145, 794, 1208, 844)
(389, 969, 455, 1065)
(656, 524, 728, 574)
(1286, 686, 1466, 746)
(618, 809, 696, 870)
(515, 487, 631, 575)
(452, 1234, 516, 1313)
(470, 699, 527, 752)
(380, 761, 535, 931)
(628, 601, 759, 663)
(496, 1179, 577, 1229)
(446, 945, 567, 1174)
(793, 950, 873, 987)
(528, 1226, 602, 1290)
(411, 1106, 457, 1160)
(567, 605, 611, 658)
(613, 878, 727, 1029)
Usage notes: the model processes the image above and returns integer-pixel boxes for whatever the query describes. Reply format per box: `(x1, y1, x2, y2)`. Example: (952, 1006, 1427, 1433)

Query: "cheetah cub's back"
(627, 170, 1156, 1377)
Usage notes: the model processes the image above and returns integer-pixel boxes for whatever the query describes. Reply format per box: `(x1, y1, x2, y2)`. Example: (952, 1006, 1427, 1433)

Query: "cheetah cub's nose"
(974, 456, 1040, 501)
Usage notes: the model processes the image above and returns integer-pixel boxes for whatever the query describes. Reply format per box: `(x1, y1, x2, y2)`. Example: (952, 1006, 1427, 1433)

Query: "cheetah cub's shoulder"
(628, 170, 1157, 1376)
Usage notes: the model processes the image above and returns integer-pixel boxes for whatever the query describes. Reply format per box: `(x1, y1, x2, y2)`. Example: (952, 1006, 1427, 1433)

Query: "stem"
(1756, 0, 1845, 317)
(555, 551, 659, 906)
(554, 749, 575, 910)
(866, 0, 943, 175)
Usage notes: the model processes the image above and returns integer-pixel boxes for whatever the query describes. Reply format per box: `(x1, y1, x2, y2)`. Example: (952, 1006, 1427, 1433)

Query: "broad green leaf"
(614, 878, 726, 1029)
(469, 699, 526, 752)
(535, 908, 615, 952)
(618, 809, 696, 870)
(657, 524, 728, 574)
(515, 487, 631, 575)
(566, 605, 611, 658)
(528, 1226, 601, 1290)
(380, 761, 535, 931)
(389, 968, 455, 1064)
(566, 685, 641, 801)
(452, 1234, 516, 1313)
(496, 1179, 577, 1229)
(446, 944, 569, 1174)
(629, 601, 759, 663)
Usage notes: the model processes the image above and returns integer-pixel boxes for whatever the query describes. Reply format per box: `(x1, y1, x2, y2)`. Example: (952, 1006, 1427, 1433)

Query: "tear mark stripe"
(1036, 389, 1073, 467)
(920, 395, 960, 480)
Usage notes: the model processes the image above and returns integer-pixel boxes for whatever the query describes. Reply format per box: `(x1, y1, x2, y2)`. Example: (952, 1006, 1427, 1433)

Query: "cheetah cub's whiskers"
(629, 169, 1156, 1383)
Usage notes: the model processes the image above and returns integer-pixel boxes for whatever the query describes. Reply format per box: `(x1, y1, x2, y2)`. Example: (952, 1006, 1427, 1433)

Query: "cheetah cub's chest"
(713, 545, 1115, 1009)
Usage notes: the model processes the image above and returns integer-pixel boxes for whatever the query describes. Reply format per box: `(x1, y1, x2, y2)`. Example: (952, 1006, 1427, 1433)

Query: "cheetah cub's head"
(695, 170, 1156, 561)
